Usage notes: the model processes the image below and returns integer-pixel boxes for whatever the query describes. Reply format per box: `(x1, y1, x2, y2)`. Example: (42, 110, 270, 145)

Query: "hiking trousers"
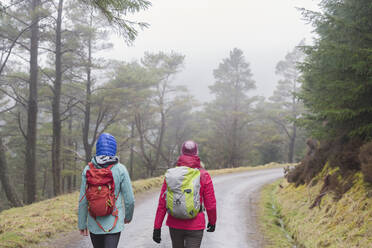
(90, 232, 121, 248)
(169, 228, 204, 248)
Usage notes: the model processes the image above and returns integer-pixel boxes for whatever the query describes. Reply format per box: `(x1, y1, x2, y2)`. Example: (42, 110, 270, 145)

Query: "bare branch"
(119, 136, 131, 148)
(135, 113, 151, 164)
(3, 0, 28, 10)
(8, 83, 28, 104)
(0, 87, 26, 107)
(0, 103, 17, 114)
(63, 147, 86, 161)
(39, 67, 55, 85)
(17, 111, 27, 140)
(60, 100, 82, 118)
(269, 117, 291, 139)
(0, 25, 31, 75)
(144, 134, 170, 164)
(97, 110, 120, 137)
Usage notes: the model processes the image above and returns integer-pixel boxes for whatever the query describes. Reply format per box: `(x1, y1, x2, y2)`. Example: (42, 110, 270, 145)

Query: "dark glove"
(206, 223, 215, 232)
(153, 228, 161, 243)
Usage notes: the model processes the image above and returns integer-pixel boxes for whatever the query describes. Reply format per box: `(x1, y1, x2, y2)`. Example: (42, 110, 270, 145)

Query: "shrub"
(329, 137, 362, 172)
(286, 139, 330, 186)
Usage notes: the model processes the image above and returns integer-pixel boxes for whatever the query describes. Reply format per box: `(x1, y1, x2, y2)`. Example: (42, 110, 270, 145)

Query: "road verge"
(258, 180, 298, 248)
(264, 167, 372, 248)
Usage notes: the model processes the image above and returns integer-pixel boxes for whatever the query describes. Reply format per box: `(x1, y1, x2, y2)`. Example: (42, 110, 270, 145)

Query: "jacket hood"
(96, 133, 117, 156)
(176, 154, 201, 169)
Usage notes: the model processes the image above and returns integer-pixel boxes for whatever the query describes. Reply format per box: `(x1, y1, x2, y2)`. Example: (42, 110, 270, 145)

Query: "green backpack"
(165, 166, 201, 219)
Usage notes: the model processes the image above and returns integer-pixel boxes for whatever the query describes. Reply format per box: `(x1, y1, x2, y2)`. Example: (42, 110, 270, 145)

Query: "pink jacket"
(154, 155, 217, 230)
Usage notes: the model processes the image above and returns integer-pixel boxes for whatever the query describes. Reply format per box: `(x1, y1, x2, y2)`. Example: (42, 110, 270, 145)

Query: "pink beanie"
(181, 140, 198, 156)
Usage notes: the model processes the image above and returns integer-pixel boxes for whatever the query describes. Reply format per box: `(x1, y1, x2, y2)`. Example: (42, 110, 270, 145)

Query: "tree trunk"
(129, 121, 135, 179)
(0, 136, 23, 207)
(154, 108, 166, 169)
(288, 124, 297, 163)
(42, 167, 48, 198)
(51, 0, 64, 196)
(230, 83, 239, 168)
(135, 113, 153, 177)
(24, 0, 41, 204)
(231, 117, 238, 168)
(65, 109, 73, 193)
(83, 14, 93, 163)
(229, 75, 241, 168)
(73, 141, 78, 189)
(288, 78, 298, 163)
(66, 173, 72, 193)
(61, 162, 65, 193)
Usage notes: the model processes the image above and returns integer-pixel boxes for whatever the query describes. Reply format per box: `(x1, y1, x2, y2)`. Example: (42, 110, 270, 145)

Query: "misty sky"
(106, 0, 320, 102)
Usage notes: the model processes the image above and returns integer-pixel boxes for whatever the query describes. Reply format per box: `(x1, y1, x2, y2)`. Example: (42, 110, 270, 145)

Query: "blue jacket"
(78, 159, 135, 234)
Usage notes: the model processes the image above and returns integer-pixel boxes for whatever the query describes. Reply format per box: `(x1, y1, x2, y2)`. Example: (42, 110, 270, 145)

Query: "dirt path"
(58, 168, 283, 248)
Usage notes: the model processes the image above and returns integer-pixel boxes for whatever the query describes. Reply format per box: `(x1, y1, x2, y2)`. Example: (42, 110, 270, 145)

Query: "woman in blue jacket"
(78, 133, 135, 248)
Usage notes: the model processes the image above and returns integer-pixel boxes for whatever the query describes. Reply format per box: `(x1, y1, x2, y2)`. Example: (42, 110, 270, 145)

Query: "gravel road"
(68, 168, 283, 248)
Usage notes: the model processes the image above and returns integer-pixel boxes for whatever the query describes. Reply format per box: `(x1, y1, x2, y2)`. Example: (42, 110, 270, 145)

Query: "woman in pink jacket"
(153, 141, 217, 248)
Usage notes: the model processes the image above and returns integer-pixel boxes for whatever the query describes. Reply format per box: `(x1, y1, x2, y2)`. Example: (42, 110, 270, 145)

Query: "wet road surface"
(70, 168, 283, 248)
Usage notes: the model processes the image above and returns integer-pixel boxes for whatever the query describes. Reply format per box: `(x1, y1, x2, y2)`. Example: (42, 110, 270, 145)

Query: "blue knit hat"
(96, 133, 117, 156)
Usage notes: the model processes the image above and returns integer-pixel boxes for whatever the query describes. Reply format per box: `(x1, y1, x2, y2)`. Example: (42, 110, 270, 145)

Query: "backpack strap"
(88, 162, 95, 169)
(94, 203, 119, 232)
(79, 163, 94, 202)
(106, 162, 116, 170)
(199, 168, 206, 212)
(79, 192, 86, 203)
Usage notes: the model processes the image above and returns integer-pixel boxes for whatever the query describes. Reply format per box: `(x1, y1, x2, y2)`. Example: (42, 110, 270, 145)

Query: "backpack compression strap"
(93, 186, 119, 233)
(94, 206, 119, 233)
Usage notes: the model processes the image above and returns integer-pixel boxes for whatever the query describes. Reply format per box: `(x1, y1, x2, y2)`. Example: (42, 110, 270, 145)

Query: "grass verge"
(258, 180, 296, 248)
(0, 162, 287, 248)
(274, 167, 372, 248)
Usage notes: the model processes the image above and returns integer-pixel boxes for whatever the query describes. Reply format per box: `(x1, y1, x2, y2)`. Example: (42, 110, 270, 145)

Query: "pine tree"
(206, 48, 257, 168)
(82, 0, 151, 41)
(269, 40, 305, 162)
(299, 0, 372, 140)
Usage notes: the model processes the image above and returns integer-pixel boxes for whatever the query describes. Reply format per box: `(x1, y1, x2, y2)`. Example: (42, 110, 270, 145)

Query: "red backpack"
(80, 162, 118, 232)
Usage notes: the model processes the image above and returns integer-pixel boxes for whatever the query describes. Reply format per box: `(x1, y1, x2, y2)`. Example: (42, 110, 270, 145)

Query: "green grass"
(274, 168, 372, 248)
(0, 162, 287, 248)
(0, 194, 78, 248)
(258, 180, 295, 248)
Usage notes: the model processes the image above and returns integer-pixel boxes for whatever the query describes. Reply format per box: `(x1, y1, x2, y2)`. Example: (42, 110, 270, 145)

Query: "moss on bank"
(274, 167, 372, 248)
(0, 162, 285, 248)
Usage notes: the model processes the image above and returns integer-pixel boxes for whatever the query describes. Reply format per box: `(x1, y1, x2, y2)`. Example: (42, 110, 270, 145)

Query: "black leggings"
(169, 228, 204, 248)
(90, 232, 121, 248)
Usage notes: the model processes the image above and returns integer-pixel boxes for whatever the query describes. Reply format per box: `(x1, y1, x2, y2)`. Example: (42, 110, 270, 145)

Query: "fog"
(106, 0, 320, 101)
